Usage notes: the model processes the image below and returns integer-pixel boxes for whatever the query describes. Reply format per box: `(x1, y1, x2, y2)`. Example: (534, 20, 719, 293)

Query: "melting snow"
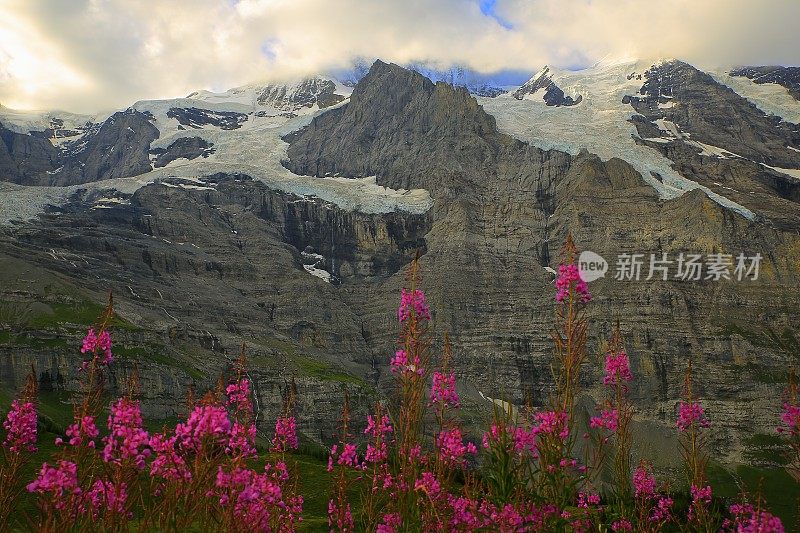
(301, 251, 333, 283)
(479, 60, 755, 220)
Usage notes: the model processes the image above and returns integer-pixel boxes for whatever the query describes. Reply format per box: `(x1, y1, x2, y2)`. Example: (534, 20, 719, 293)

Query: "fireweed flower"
(632, 465, 657, 499)
(149, 433, 191, 482)
(603, 351, 633, 385)
(102, 398, 150, 468)
(26, 460, 80, 510)
(430, 371, 459, 408)
(778, 403, 800, 436)
(174, 404, 231, 451)
(577, 492, 601, 508)
(226, 379, 253, 414)
(688, 484, 712, 522)
(533, 410, 570, 440)
(87, 479, 128, 519)
(397, 288, 431, 322)
(676, 401, 710, 431)
(436, 427, 477, 466)
(80, 328, 113, 366)
(2, 399, 37, 453)
(555, 263, 591, 303)
(414, 471, 441, 498)
(390, 349, 424, 376)
(376, 512, 402, 533)
(589, 408, 619, 432)
(611, 519, 633, 532)
(723, 503, 784, 533)
(270, 416, 298, 453)
(63, 415, 100, 448)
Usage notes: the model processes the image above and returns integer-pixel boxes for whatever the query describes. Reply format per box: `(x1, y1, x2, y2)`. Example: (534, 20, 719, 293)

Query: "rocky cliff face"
(0, 110, 159, 186)
(626, 60, 800, 229)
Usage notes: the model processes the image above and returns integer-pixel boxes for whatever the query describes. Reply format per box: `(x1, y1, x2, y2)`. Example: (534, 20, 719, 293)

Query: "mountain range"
(1, 58, 799, 472)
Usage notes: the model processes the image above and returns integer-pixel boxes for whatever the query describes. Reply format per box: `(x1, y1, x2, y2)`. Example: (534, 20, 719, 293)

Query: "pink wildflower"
(430, 371, 460, 408)
(436, 427, 477, 466)
(414, 471, 441, 498)
(270, 416, 298, 453)
(81, 328, 113, 366)
(87, 479, 128, 519)
(603, 351, 633, 385)
(677, 401, 710, 431)
(590, 408, 619, 432)
(390, 349, 424, 376)
(149, 433, 191, 482)
(376, 512, 402, 533)
(328, 498, 354, 531)
(555, 263, 591, 303)
(102, 398, 150, 468)
(632, 464, 657, 499)
(533, 410, 569, 440)
(723, 503, 784, 533)
(611, 519, 633, 531)
(397, 288, 432, 322)
(225, 379, 253, 414)
(2, 399, 37, 453)
(778, 403, 800, 436)
(174, 404, 231, 451)
(27, 460, 80, 510)
(64, 415, 99, 448)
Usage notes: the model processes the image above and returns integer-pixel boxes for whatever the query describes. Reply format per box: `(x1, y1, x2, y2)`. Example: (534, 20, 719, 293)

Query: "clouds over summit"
(1, 0, 799, 112)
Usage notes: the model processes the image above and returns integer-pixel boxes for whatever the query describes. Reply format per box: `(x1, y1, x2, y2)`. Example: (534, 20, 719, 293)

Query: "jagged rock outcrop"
(0, 110, 159, 186)
(151, 137, 214, 168)
(512, 66, 582, 106)
(626, 60, 800, 229)
(730, 66, 800, 101)
(256, 77, 346, 110)
(166, 107, 247, 130)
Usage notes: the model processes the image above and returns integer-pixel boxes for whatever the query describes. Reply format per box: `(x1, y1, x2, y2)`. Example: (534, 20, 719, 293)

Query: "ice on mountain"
(479, 59, 755, 220)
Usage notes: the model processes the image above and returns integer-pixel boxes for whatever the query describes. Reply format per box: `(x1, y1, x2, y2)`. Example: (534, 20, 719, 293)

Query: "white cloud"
(0, 0, 798, 113)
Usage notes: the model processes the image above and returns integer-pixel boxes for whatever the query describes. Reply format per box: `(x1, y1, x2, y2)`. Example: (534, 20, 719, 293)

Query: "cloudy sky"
(1, 0, 799, 113)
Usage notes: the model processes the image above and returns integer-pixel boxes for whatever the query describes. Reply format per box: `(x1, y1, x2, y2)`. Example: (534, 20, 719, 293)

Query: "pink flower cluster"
(611, 519, 633, 531)
(328, 498, 354, 531)
(2, 399, 37, 453)
(436, 427, 477, 466)
(102, 398, 150, 468)
(430, 371, 459, 408)
(778, 403, 800, 436)
(603, 351, 633, 385)
(149, 433, 191, 482)
(270, 416, 298, 453)
(376, 512, 401, 533)
(390, 349, 424, 376)
(723, 503, 785, 533)
(61, 415, 99, 448)
(226, 378, 252, 413)
(364, 414, 393, 464)
(27, 460, 80, 510)
(676, 401, 710, 431)
(632, 465, 656, 498)
(688, 484, 712, 522)
(328, 442, 358, 471)
(533, 410, 570, 441)
(555, 263, 591, 304)
(174, 404, 231, 451)
(414, 471, 442, 498)
(215, 463, 302, 532)
(87, 479, 128, 519)
(397, 288, 431, 322)
(589, 408, 619, 433)
(80, 328, 113, 366)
